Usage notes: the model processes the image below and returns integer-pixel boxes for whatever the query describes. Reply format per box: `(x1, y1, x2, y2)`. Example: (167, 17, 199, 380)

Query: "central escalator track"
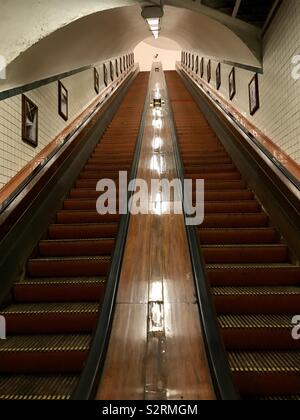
(0, 73, 149, 400)
(165, 71, 300, 400)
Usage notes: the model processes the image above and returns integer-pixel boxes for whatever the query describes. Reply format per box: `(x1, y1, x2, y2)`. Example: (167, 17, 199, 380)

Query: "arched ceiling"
(0, 1, 262, 92)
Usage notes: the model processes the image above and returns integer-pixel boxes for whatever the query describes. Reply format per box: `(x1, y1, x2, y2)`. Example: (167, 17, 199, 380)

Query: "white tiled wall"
(185, 0, 300, 165)
(0, 55, 132, 189)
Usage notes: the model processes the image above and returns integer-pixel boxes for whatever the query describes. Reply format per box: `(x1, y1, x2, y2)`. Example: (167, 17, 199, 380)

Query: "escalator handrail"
(72, 73, 151, 400)
(162, 71, 240, 401)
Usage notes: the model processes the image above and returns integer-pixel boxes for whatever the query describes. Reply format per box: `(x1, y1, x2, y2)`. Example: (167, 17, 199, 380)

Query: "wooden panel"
(97, 64, 215, 400)
(97, 304, 147, 400)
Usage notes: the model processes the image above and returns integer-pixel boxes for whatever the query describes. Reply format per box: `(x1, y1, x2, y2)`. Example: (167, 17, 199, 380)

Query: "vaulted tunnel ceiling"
(0, 0, 279, 92)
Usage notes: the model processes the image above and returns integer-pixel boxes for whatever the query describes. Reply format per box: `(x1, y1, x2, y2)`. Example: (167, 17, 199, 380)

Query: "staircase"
(0, 73, 149, 400)
(165, 71, 300, 400)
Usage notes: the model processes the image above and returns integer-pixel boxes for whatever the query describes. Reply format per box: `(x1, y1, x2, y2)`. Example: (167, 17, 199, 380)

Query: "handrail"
(179, 63, 300, 194)
(0, 66, 136, 217)
(162, 70, 239, 400)
(72, 73, 151, 400)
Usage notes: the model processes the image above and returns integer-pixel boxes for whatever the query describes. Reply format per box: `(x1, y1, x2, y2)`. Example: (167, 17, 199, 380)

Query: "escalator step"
(14, 277, 106, 302)
(207, 264, 300, 286)
(213, 286, 300, 314)
(203, 244, 288, 264)
(56, 211, 120, 224)
(199, 228, 277, 244)
(219, 314, 300, 350)
(0, 374, 79, 400)
(48, 223, 118, 239)
(229, 351, 300, 396)
(27, 256, 111, 277)
(202, 213, 268, 228)
(0, 335, 90, 373)
(0, 302, 99, 333)
(39, 239, 115, 257)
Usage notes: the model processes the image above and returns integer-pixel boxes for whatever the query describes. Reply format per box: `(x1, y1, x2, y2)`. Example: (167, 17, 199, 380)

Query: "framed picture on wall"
(58, 81, 68, 121)
(22, 94, 38, 147)
(94, 68, 100, 94)
(229, 67, 236, 100)
(249, 73, 260, 115)
(207, 60, 211, 83)
(110, 61, 114, 82)
(103, 63, 108, 87)
(115, 59, 119, 78)
(216, 63, 221, 90)
(200, 58, 204, 78)
(195, 56, 199, 75)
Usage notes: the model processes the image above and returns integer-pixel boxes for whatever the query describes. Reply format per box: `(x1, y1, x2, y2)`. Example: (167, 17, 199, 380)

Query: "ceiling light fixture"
(142, 6, 164, 40)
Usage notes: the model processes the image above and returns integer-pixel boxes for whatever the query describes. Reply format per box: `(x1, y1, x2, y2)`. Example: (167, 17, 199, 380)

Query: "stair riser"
(14, 284, 105, 303)
(215, 296, 300, 314)
(233, 373, 300, 397)
(2, 313, 97, 334)
(39, 241, 114, 257)
(199, 229, 276, 245)
(56, 213, 120, 224)
(48, 225, 118, 239)
(208, 269, 300, 287)
(199, 191, 254, 201)
(222, 330, 300, 351)
(27, 260, 111, 277)
(0, 352, 87, 373)
(201, 214, 268, 228)
(204, 247, 288, 264)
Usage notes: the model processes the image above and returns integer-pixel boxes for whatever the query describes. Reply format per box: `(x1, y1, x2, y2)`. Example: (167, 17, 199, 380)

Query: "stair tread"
(207, 263, 299, 269)
(212, 286, 300, 296)
(218, 314, 294, 329)
(203, 244, 285, 249)
(0, 302, 99, 315)
(0, 374, 78, 400)
(29, 256, 111, 262)
(228, 351, 300, 373)
(19, 276, 106, 285)
(0, 334, 91, 352)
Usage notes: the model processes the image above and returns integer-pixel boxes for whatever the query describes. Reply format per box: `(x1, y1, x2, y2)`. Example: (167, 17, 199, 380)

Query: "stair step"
(186, 172, 241, 181)
(39, 239, 115, 257)
(0, 374, 78, 400)
(27, 256, 111, 277)
(207, 264, 300, 286)
(0, 335, 90, 373)
(204, 180, 247, 190)
(0, 302, 99, 333)
(14, 277, 106, 302)
(203, 244, 288, 264)
(202, 190, 254, 201)
(202, 213, 268, 228)
(48, 223, 118, 239)
(219, 314, 300, 350)
(199, 228, 277, 244)
(185, 164, 236, 174)
(229, 351, 300, 396)
(203, 201, 261, 214)
(212, 286, 300, 314)
(56, 211, 120, 224)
